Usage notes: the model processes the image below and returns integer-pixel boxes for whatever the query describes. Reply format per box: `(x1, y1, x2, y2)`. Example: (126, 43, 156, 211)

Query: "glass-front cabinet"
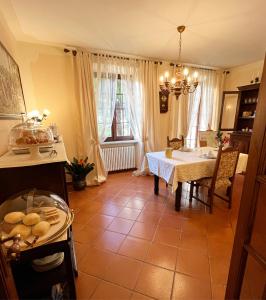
(219, 83, 260, 153)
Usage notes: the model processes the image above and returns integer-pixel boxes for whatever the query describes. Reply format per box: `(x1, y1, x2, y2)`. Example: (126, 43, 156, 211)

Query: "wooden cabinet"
(220, 83, 260, 153)
(235, 84, 259, 132)
(230, 132, 251, 154)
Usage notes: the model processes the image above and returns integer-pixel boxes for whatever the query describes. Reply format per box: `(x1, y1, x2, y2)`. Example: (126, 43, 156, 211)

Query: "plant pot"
(72, 179, 86, 191)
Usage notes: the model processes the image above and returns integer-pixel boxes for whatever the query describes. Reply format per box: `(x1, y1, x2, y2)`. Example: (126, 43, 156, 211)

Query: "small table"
(146, 147, 248, 211)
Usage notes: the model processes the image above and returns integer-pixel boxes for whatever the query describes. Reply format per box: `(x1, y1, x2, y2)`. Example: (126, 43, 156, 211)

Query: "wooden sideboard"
(0, 142, 77, 299)
(230, 132, 251, 154)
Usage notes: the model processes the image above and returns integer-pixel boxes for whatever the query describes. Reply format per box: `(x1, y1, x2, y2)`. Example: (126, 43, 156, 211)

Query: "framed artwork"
(0, 41, 26, 119)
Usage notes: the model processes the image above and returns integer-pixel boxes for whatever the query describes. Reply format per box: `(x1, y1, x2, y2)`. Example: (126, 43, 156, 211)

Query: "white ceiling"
(1, 0, 266, 68)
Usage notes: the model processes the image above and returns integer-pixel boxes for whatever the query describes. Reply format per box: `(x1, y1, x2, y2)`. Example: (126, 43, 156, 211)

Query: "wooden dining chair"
(190, 146, 240, 213)
(198, 130, 217, 147)
(167, 136, 184, 150)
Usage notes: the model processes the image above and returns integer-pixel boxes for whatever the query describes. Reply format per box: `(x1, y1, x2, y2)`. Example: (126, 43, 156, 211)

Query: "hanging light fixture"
(159, 26, 199, 100)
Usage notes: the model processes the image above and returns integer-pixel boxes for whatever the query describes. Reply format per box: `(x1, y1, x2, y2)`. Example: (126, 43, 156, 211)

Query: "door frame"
(225, 56, 266, 298)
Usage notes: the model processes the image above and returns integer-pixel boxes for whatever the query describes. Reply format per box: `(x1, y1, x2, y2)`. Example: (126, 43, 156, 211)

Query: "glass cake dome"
(0, 189, 74, 253)
(9, 121, 54, 159)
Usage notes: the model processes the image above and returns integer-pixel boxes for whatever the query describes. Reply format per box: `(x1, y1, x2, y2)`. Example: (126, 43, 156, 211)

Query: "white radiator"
(101, 144, 136, 171)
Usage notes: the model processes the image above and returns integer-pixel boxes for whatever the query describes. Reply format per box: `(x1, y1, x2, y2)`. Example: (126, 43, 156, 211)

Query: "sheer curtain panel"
(185, 69, 222, 148)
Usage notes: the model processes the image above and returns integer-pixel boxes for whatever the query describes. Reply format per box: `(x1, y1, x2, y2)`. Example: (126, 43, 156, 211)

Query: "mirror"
(220, 92, 239, 130)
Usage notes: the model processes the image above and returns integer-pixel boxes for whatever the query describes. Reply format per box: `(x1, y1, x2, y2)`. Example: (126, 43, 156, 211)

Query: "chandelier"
(159, 25, 199, 100)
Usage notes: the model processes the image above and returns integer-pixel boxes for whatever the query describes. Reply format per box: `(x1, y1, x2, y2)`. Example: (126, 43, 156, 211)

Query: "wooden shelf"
(238, 116, 255, 119)
(240, 102, 257, 106)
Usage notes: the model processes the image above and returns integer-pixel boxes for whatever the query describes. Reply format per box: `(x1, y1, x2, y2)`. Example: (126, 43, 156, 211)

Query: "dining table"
(145, 147, 248, 211)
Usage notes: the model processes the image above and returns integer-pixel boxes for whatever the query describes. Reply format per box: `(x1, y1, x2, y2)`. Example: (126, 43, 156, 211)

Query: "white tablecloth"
(146, 147, 248, 192)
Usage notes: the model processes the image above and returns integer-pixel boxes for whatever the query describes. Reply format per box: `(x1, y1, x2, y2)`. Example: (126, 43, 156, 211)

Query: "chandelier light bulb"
(183, 68, 189, 76)
(171, 78, 176, 84)
(193, 71, 198, 79)
(28, 110, 40, 119)
(187, 76, 191, 83)
(164, 71, 169, 80)
(159, 76, 164, 83)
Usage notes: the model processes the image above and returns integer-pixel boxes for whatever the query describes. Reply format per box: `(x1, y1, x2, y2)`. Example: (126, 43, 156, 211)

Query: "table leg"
(175, 182, 182, 211)
(154, 175, 159, 195)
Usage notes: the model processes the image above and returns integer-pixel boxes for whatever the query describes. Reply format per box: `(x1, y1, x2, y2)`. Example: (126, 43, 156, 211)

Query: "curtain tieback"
(90, 138, 100, 146)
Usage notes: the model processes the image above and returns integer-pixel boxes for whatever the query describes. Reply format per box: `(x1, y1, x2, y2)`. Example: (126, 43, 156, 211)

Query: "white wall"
(1, 11, 264, 158)
(16, 42, 80, 160)
(224, 60, 264, 90)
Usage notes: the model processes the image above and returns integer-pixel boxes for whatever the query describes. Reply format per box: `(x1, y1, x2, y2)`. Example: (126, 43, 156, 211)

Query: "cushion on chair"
(167, 136, 184, 150)
(217, 150, 239, 179)
(197, 177, 232, 189)
(169, 140, 183, 150)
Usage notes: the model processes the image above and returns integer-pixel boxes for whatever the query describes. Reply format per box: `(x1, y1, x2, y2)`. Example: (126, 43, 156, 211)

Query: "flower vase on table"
(215, 130, 230, 148)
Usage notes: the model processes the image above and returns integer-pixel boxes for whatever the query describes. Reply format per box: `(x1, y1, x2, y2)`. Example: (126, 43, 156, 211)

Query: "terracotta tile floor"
(69, 172, 244, 300)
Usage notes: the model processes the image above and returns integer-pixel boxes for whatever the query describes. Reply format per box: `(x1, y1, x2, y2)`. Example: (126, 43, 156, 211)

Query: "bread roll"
(4, 212, 25, 224)
(23, 213, 41, 226)
(32, 221, 50, 237)
(9, 224, 31, 239)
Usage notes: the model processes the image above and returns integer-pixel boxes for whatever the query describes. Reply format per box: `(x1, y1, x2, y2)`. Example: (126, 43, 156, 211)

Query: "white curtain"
(186, 69, 222, 148)
(140, 61, 160, 153)
(93, 55, 119, 142)
(121, 63, 144, 171)
(168, 66, 189, 140)
(74, 50, 107, 185)
(93, 54, 145, 171)
(169, 94, 189, 140)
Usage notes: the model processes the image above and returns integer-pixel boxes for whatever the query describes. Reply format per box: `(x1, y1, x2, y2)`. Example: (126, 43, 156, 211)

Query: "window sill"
(101, 140, 138, 148)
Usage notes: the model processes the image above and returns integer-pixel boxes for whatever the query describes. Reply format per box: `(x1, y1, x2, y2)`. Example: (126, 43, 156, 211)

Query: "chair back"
(167, 136, 184, 150)
(199, 130, 217, 147)
(210, 146, 240, 190)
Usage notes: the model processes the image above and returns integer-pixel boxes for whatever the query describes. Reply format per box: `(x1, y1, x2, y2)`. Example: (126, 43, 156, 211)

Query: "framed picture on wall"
(0, 41, 26, 119)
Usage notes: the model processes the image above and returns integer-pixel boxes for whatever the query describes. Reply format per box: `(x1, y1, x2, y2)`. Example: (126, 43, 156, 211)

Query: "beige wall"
(1, 15, 264, 158)
(0, 13, 21, 155)
(16, 42, 79, 159)
(224, 60, 264, 90)
(17, 46, 173, 157)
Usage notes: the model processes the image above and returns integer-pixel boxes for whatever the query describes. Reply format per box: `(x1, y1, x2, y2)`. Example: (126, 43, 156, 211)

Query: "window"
(105, 75, 133, 142)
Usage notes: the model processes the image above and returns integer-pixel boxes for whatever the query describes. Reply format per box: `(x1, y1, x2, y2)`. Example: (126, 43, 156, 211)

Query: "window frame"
(105, 74, 134, 142)
(105, 104, 134, 142)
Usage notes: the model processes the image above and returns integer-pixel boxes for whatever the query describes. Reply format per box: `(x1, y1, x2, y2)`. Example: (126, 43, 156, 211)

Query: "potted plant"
(65, 157, 94, 190)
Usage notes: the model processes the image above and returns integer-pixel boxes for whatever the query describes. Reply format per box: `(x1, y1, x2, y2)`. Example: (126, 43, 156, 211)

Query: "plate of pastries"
(0, 206, 72, 250)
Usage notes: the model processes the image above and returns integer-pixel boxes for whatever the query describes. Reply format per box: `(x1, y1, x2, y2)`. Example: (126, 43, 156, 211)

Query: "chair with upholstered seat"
(190, 146, 239, 213)
(167, 136, 184, 150)
(199, 130, 217, 147)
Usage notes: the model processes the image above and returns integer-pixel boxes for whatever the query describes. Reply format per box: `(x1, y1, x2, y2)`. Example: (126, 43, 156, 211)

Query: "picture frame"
(0, 41, 26, 119)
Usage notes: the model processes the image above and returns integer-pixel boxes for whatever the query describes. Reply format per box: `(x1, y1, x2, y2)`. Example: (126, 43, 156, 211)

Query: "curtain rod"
(63, 47, 218, 70)
(64, 48, 162, 64)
